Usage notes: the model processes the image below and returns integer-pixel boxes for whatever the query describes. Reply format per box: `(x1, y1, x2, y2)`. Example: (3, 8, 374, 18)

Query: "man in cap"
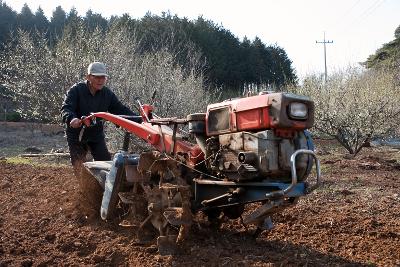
(61, 62, 140, 176)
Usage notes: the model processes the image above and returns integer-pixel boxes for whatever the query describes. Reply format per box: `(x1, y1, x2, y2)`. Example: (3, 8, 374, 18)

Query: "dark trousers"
(67, 137, 109, 208)
(67, 138, 111, 176)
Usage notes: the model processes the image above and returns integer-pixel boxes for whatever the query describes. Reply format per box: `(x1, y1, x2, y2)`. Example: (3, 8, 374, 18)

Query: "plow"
(79, 91, 321, 254)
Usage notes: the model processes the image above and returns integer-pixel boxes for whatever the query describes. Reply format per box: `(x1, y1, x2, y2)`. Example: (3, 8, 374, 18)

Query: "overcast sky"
(5, 0, 400, 80)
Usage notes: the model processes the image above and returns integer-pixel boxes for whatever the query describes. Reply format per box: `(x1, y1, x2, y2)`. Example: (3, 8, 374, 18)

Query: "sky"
(4, 0, 400, 80)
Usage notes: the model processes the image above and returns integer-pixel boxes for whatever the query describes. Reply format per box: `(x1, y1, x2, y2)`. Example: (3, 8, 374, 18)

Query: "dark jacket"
(61, 81, 136, 142)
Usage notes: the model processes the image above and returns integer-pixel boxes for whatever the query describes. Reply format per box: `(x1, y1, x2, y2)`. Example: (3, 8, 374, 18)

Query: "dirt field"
(0, 124, 399, 266)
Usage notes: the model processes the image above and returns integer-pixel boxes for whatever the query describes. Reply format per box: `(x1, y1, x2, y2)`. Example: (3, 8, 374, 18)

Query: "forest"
(0, 1, 296, 91)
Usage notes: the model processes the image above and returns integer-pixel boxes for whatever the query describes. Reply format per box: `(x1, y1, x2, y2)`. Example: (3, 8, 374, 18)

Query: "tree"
(0, 1, 17, 45)
(34, 7, 49, 33)
(267, 45, 297, 87)
(66, 7, 80, 26)
(190, 16, 241, 88)
(237, 37, 253, 84)
(17, 4, 35, 32)
(296, 67, 400, 155)
(250, 37, 269, 85)
(63, 7, 84, 38)
(365, 24, 400, 70)
(84, 9, 108, 32)
(394, 25, 400, 39)
(0, 30, 59, 122)
(49, 5, 66, 44)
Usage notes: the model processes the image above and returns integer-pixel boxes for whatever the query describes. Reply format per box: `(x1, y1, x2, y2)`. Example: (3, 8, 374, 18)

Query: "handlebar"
(81, 115, 97, 127)
(264, 149, 321, 199)
(81, 114, 143, 127)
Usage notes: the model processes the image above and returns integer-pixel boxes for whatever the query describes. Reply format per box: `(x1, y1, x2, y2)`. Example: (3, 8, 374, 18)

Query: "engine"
(188, 92, 315, 182)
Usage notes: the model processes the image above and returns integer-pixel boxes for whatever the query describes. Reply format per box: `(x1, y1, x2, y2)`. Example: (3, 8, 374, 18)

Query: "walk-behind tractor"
(80, 91, 321, 254)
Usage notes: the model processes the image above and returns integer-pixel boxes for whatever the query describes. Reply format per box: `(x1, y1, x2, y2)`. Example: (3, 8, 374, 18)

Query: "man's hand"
(69, 118, 82, 128)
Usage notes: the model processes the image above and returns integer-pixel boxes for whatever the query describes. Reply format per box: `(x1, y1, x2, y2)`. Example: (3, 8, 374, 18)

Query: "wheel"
(223, 204, 244, 219)
(204, 208, 222, 224)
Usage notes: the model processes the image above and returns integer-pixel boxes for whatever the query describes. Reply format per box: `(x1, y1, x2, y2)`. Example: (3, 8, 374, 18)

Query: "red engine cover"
(205, 93, 314, 136)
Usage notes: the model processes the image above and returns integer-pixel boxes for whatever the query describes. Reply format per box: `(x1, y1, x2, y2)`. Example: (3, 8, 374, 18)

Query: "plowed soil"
(0, 127, 399, 266)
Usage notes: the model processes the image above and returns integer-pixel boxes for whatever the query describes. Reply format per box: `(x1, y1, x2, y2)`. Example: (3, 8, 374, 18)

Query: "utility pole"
(316, 32, 333, 82)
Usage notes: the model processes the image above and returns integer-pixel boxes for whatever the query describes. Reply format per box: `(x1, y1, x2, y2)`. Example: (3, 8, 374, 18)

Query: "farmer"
(61, 61, 140, 176)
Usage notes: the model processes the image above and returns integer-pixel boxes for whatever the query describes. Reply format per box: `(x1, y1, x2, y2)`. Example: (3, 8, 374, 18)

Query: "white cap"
(87, 62, 108, 76)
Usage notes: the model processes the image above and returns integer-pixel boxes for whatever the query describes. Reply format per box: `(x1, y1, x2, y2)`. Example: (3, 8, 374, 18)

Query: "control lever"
(135, 98, 150, 123)
(79, 115, 97, 142)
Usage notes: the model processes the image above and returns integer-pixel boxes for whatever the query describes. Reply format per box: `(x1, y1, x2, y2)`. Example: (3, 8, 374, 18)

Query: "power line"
(316, 32, 333, 82)
(328, 0, 386, 39)
(339, 0, 362, 22)
(359, 0, 385, 20)
(349, 0, 386, 28)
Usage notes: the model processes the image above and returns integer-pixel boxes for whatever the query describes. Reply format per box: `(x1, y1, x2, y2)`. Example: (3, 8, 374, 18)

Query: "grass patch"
(4, 156, 69, 167)
(5, 156, 34, 165)
(0, 145, 26, 157)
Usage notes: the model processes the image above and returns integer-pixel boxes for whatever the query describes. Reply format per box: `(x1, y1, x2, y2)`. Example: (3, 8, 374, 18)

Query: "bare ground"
(0, 124, 399, 266)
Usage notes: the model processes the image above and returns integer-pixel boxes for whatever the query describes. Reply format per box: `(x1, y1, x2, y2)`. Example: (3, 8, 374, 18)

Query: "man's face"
(87, 75, 107, 91)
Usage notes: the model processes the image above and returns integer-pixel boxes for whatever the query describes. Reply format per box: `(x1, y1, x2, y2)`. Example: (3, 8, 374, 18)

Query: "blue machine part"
(125, 154, 140, 165)
(100, 152, 125, 220)
(304, 130, 315, 151)
(193, 179, 308, 210)
(304, 130, 315, 177)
